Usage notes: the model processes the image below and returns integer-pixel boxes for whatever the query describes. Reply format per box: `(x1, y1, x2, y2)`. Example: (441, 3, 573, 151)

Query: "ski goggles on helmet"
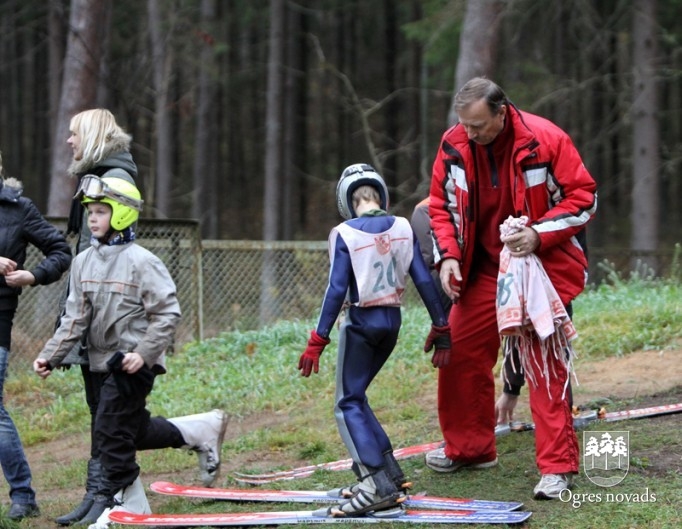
(74, 174, 143, 211)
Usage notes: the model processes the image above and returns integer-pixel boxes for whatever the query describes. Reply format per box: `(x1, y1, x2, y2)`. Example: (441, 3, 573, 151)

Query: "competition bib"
(332, 217, 413, 307)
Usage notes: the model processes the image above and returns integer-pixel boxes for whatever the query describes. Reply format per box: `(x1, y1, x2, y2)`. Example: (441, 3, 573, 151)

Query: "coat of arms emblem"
(374, 234, 391, 255)
(583, 430, 629, 487)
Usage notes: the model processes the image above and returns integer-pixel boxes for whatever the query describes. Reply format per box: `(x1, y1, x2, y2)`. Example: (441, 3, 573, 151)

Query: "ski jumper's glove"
(424, 324, 452, 368)
(298, 330, 330, 377)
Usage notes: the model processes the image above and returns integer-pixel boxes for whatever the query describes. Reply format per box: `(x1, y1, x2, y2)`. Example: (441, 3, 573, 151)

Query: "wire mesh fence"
(15, 219, 361, 359)
(15, 217, 678, 361)
(16, 218, 202, 360)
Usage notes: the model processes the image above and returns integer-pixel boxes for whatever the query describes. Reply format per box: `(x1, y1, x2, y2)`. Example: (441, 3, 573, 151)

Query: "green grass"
(3, 266, 682, 528)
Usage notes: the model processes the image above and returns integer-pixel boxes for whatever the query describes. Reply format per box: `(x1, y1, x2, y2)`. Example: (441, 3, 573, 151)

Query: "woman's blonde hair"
(70, 109, 132, 166)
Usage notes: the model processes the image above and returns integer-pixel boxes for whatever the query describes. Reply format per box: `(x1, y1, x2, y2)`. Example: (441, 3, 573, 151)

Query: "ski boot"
(382, 449, 412, 494)
(327, 461, 362, 498)
(325, 465, 406, 517)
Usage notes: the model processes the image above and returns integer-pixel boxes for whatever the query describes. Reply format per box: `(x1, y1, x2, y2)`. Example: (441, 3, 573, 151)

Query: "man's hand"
(33, 358, 52, 379)
(298, 330, 330, 377)
(500, 227, 540, 257)
(495, 392, 519, 424)
(423, 324, 451, 368)
(439, 259, 462, 302)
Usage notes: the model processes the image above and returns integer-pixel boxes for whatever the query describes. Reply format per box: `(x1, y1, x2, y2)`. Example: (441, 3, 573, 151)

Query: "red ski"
(150, 481, 524, 512)
(233, 441, 442, 483)
(234, 402, 682, 484)
(110, 508, 532, 526)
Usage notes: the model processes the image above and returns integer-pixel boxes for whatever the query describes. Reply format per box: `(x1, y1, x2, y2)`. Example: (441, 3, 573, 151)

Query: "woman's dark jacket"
(0, 178, 72, 311)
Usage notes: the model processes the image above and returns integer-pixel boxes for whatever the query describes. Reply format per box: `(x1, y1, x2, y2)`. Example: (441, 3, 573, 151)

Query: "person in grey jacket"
(54, 108, 141, 526)
(0, 158, 72, 521)
(34, 176, 228, 529)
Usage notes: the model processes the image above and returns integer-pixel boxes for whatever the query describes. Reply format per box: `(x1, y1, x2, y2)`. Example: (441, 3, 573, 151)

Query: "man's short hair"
(454, 77, 509, 115)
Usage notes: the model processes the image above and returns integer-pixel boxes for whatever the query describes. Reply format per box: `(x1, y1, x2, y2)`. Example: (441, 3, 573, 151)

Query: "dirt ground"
(10, 345, 682, 524)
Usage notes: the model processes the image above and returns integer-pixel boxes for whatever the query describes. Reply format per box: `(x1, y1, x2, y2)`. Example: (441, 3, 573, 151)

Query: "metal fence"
(16, 218, 202, 359)
(14, 217, 679, 360)
(15, 219, 344, 359)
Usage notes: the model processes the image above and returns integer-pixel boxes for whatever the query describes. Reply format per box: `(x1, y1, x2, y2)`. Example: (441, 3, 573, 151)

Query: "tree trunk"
(260, 0, 286, 324)
(192, 0, 219, 238)
(47, 0, 108, 216)
(47, 1, 66, 171)
(630, 0, 660, 273)
(96, 1, 113, 107)
(147, 0, 174, 217)
(281, 3, 304, 240)
(450, 0, 504, 126)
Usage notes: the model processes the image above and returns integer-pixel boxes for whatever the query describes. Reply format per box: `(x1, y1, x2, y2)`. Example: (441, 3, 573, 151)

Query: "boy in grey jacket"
(33, 176, 228, 529)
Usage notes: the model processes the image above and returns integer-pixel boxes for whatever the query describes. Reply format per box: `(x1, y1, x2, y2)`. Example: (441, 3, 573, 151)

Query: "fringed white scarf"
(496, 216, 577, 399)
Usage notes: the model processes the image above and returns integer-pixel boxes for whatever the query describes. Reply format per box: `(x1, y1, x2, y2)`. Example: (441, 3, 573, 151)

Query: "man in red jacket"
(427, 77, 597, 499)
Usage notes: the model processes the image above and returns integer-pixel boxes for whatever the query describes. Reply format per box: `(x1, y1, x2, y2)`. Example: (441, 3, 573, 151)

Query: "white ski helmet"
(336, 163, 389, 219)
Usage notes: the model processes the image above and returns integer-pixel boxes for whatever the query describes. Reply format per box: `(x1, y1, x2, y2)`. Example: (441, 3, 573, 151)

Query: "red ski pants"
(437, 271, 579, 474)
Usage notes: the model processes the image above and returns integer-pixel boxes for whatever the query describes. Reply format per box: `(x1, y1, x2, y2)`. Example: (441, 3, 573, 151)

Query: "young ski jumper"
(298, 164, 451, 517)
(33, 176, 228, 529)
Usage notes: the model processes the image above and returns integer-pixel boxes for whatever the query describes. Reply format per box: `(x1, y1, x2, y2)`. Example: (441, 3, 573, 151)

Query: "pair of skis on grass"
(110, 481, 532, 526)
(109, 401, 681, 526)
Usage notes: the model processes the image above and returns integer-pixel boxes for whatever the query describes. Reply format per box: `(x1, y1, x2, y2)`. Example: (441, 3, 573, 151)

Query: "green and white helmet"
(336, 163, 389, 219)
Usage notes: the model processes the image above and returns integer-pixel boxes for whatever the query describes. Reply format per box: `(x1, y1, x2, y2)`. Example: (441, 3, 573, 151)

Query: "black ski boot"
(55, 458, 102, 526)
(328, 465, 406, 517)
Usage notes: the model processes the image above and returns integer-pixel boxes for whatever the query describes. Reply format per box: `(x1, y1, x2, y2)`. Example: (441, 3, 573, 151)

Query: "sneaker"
(533, 473, 573, 500)
(425, 447, 498, 473)
(7, 502, 40, 520)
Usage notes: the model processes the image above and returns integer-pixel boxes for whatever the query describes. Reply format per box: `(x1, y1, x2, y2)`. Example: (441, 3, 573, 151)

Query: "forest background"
(0, 0, 680, 277)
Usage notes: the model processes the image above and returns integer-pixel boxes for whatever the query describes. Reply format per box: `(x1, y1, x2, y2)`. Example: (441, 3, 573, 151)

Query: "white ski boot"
(87, 476, 150, 529)
(169, 409, 229, 487)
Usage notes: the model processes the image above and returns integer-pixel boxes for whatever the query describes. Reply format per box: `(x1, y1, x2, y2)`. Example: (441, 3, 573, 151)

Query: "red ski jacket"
(429, 104, 597, 305)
